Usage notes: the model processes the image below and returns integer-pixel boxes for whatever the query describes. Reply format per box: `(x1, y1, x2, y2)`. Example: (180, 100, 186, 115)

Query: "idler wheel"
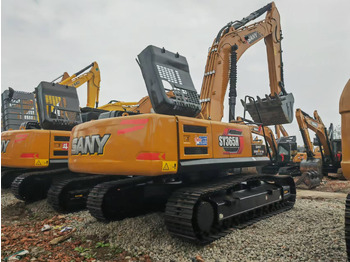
(195, 201, 215, 233)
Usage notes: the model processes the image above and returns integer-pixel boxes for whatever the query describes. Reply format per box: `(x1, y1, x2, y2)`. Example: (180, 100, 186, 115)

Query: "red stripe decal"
(15, 138, 27, 143)
(137, 152, 165, 160)
(15, 134, 28, 138)
(21, 153, 39, 158)
(14, 134, 28, 143)
(120, 119, 149, 125)
(117, 125, 145, 135)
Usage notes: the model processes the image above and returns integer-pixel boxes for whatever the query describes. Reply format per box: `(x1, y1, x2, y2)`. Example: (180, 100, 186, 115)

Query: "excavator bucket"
(241, 93, 294, 126)
(35, 81, 82, 130)
(137, 45, 201, 117)
(296, 158, 323, 189)
(1, 88, 37, 131)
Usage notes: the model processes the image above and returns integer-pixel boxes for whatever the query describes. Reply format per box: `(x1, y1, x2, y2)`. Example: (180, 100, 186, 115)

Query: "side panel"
(177, 117, 212, 160)
(1, 130, 50, 168)
(49, 131, 71, 163)
(212, 122, 253, 158)
(68, 114, 178, 176)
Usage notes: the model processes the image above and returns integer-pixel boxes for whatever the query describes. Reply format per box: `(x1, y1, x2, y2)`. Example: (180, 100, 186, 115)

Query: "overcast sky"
(2, 0, 350, 144)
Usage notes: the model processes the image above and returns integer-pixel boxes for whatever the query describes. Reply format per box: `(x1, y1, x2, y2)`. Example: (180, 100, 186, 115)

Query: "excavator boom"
(199, 2, 294, 125)
(59, 62, 100, 108)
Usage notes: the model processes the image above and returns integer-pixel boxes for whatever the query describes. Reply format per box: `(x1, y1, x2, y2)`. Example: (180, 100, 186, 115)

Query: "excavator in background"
(49, 2, 296, 244)
(1, 88, 38, 131)
(340, 79, 350, 259)
(53, 62, 148, 116)
(1, 82, 82, 198)
(275, 125, 289, 139)
(295, 109, 342, 176)
(263, 108, 342, 189)
(1, 62, 108, 190)
(1, 62, 151, 202)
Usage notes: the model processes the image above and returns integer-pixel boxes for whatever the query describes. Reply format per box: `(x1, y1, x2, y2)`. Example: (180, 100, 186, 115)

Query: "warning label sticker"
(162, 161, 177, 172)
(35, 159, 49, 166)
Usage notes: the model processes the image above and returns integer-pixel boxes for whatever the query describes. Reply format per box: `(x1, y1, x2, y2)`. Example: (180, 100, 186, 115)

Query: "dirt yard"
(2, 178, 350, 262)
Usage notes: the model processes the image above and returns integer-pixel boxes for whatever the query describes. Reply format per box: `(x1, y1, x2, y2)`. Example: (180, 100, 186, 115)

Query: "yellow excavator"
(1, 62, 149, 202)
(48, 2, 296, 244)
(54, 62, 146, 115)
(1, 62, 104, 190)
(340, 79, 350, 259)
(296, 109, 342, 174)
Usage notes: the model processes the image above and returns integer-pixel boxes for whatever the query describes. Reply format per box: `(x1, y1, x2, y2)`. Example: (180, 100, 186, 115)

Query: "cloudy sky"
(2, 0, 350, 144)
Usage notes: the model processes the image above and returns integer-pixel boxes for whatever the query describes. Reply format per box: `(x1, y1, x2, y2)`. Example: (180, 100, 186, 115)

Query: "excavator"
(1, 62, 150, 202)
(1, 63, 106, 190)
(296, 109, 342, 174)
(48, 2, 296, 243)
(262, 108, 341, 189)
(340, 79, 350, 259)
(1, 82, 82, 199)
(53, 62, 145, 115)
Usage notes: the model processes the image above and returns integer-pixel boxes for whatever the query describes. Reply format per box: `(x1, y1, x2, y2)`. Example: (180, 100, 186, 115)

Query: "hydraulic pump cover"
(35, 81, 82, 130)
(138, 45, 201, 117)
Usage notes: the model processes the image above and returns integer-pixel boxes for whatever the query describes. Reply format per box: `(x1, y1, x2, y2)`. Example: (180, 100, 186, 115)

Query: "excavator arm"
(199, 2, 294, 125)
(59, 62, 101, 108)
(295, 109, 333, 162)
(275, 124, 288, 139)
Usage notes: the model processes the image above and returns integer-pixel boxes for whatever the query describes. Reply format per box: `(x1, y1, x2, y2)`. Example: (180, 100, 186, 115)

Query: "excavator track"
(11, 168, 71, 202)
(87, 176, 157, 221)
(47, 175, 122, 212)
(1, 168, 33, 189)
(165, 174, 295, 244)
(345, 193, 350, 259)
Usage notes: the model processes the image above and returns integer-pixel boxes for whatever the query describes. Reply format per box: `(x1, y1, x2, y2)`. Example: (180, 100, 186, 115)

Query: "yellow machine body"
(1, 129, 70, 168)
(340, 79, 350, 179)
(69, 114, 266, 176)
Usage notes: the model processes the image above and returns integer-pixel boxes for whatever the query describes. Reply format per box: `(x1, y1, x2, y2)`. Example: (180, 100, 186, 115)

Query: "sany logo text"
(71, 134, 110, 155)
(1, 140, 10, 153)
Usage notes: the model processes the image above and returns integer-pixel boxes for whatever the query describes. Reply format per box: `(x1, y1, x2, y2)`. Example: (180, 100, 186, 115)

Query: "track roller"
(165, 174, 296, 244)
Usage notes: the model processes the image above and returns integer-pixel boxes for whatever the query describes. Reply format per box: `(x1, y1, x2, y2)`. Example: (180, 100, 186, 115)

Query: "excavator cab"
(35, 81, 82, 130)
(137, 45, 201, 117)
(1, 88, 38, 131)
(277, 136, 297, 163)
(241, 92, 294, 126)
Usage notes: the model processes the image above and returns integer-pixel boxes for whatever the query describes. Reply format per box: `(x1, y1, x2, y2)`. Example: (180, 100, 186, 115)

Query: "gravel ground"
(1, 189, 347, 262)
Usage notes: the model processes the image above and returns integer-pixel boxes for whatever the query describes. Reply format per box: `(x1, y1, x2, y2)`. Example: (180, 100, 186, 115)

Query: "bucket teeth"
(242, 93, 294, 126)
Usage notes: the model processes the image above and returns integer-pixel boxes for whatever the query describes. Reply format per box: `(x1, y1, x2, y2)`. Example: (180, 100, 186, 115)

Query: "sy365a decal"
(218, 129, 243, 154)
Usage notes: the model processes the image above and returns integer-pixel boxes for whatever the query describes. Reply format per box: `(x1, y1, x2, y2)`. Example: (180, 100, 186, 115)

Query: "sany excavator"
(340, 79, 350, 259)
(262, 108, 341, 189)
(296, 109, 342, 175)
(1, 62, 150, 201)
(1, 63, 108, 190)
(1, 82, 82, 198)
(53, 62, 145, 115)
(48, 2, 296, 244)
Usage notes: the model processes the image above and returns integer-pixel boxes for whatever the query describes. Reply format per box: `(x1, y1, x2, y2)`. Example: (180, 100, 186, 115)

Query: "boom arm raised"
(295, 109, 333, 162)
(59, 62, 101, 108)
(199, 2, 294, 125)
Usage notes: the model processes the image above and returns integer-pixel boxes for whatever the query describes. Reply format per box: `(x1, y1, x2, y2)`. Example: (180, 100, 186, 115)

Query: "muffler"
(241, 93, 294, 126)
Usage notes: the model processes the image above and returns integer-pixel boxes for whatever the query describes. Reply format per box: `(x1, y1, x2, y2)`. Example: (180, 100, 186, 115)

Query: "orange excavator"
(340, 79, 350, 259)
(296, 109, 342, 174)
(1, 82, 82, 198)
(48, 2, 296, 244)
(1, 62, 150, 201)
